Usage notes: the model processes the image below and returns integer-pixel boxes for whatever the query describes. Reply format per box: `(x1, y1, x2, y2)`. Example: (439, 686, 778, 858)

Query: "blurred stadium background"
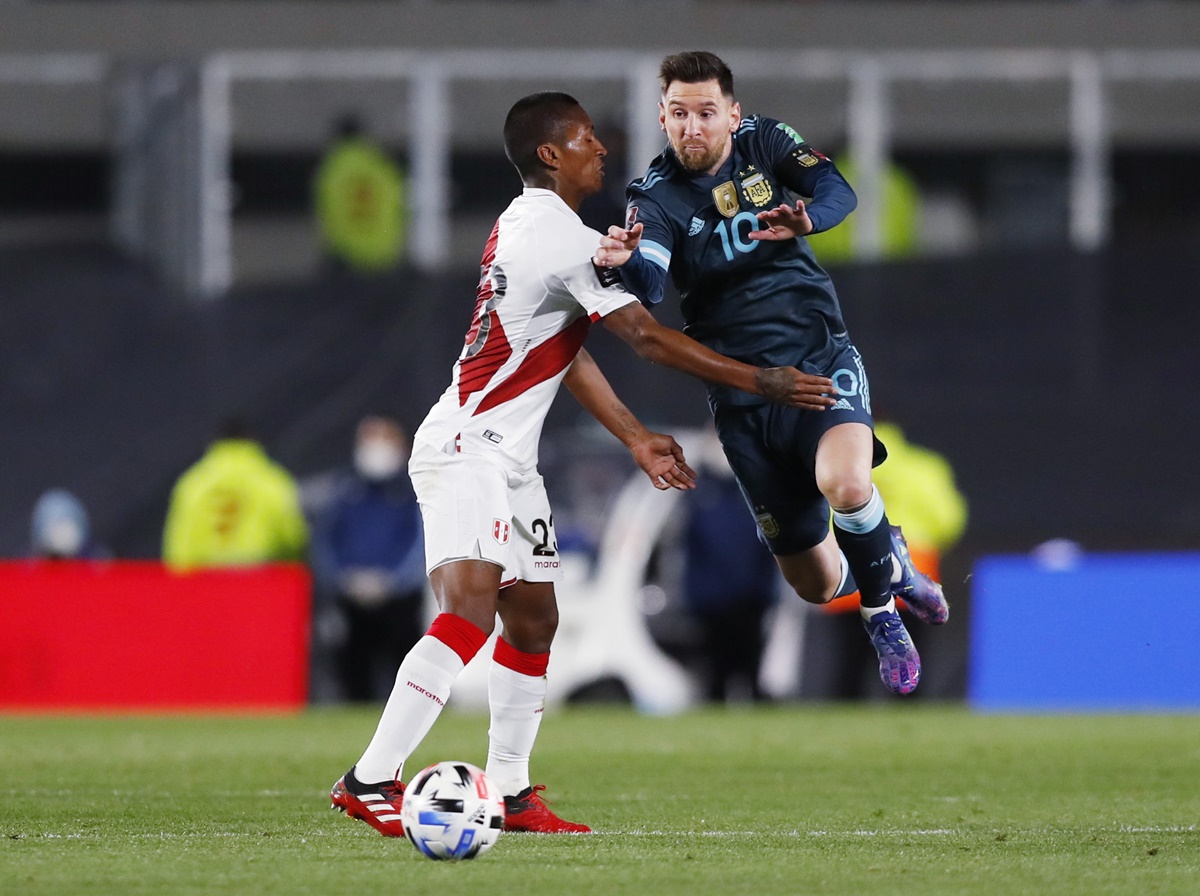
(3, 1, 1199, 708)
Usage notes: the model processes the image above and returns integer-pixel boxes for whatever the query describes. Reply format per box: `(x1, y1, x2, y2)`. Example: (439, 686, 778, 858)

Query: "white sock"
(860, 597, 897, 620)
(485, 661, 547, 797)
(354, 635, 464, 784)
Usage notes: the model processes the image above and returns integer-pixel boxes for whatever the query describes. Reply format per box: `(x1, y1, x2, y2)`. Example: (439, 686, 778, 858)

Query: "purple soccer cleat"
(890, 526, 949, 625)
(862, 607, 922, 695)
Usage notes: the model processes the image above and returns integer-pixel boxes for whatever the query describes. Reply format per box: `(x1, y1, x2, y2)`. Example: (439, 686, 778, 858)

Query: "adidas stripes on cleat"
(330, 767, 406, 837)
(503, 785, 591, 833)
(890, 525, 950, 625)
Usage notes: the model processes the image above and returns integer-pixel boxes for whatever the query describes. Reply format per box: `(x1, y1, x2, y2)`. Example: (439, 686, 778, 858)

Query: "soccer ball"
(401, 761, 506, 860)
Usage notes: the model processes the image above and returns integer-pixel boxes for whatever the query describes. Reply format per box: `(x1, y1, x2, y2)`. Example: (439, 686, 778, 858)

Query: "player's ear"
(729, 101, 742, 132)
(658, 102, 666, 132)
(536, 142, 561, 170)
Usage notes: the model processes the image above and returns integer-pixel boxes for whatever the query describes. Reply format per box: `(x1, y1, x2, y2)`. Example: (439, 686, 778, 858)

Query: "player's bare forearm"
(601, 303, 835, 410)
(563, 348, 644, 447)
(563, 348, 695, 490)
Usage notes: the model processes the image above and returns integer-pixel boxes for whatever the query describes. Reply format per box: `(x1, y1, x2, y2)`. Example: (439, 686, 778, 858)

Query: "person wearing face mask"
(311, 416, 426, 702)
(29, 489, 109, 561)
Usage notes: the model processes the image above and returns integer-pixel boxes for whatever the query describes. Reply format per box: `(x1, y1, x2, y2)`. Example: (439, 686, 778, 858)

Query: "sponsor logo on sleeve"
(775, 122, 806, 144)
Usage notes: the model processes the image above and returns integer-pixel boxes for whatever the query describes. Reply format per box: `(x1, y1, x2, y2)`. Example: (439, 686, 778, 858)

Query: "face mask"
(43, 518, 84, 557)
(354, 439, 404, 481)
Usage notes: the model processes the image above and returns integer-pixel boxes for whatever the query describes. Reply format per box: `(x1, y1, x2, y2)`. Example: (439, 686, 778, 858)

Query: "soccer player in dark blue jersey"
(596, 51, 949, 695)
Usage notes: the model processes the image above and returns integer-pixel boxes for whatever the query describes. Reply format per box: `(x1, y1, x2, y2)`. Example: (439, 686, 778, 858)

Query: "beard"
(670, 134, 728, 173)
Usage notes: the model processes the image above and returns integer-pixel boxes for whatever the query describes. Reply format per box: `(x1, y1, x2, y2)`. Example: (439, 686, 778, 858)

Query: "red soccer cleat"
(330, 767, 406, 837)
(503, 785, 591, 833)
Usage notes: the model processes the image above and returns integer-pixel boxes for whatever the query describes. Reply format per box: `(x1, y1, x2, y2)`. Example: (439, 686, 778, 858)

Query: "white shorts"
(408, 439, 561, 587)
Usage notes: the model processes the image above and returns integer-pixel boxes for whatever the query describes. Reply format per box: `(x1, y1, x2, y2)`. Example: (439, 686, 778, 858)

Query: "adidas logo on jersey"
(688, 217, 704, 236)
(830, 398, 854, 411)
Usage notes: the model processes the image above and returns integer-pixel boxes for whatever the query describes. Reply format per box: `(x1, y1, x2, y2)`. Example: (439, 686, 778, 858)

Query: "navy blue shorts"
(712, 342, 887, 555)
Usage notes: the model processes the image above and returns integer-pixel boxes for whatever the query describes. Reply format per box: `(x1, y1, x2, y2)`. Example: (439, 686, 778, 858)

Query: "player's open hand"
(748, 202, 813, 240)
(755, 366, 836, 410)
(629, 430, 697, 491)
(593, 222, 644, 268)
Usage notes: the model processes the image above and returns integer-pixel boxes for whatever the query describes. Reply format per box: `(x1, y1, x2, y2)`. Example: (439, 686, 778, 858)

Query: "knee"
(820, 476, 874, 514)
(435, 590, 498, 638)
(443, 606, 496, 639)
(501, 600, 559, 654)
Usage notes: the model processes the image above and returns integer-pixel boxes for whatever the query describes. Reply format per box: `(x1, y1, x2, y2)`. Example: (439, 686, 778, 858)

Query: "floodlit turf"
(2, 705, 1198, 895)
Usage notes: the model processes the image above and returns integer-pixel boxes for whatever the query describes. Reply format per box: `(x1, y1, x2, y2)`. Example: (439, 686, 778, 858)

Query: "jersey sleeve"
(759, 116, 857, 234)
(621, 195, 672, 305)
(554, 224, 639, 320)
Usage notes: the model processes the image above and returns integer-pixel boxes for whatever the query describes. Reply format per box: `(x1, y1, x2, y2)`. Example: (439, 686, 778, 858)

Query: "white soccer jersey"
(413, 188, 637, 473)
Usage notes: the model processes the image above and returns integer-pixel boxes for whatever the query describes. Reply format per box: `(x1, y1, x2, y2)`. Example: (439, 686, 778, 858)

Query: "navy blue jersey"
(626, 115, 857, 407)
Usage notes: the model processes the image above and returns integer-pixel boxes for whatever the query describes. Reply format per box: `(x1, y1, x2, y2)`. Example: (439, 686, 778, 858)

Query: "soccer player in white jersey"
(330, 92, 836, 835)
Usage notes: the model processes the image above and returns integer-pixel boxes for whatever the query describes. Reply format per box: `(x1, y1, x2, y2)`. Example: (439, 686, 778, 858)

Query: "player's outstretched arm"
(600, 302, 835, 411)
(563, 348, 696, 491)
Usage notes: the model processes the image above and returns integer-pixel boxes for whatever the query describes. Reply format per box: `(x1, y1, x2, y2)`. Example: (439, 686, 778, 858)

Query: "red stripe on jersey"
(472, 315, 590, 416)
(459, 220, 513, 407)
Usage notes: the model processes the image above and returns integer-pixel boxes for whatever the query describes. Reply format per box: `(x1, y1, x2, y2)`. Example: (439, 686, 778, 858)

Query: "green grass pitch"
(3, 705, 1198, 895)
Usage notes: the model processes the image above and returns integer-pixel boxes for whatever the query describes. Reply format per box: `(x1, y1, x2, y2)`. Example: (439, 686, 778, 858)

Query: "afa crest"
(740, 172, 774, 208)
(754, 509, 780, 539)
(711, 181, 739, 218)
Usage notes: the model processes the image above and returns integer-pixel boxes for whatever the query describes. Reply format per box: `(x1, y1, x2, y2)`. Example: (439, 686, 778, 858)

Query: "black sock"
(832, 488, 894, 610)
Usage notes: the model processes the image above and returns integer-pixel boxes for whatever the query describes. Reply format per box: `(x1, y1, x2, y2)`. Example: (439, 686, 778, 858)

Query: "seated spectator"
(311, 416, 425, 702)
(162, 417, 308, 570)
(29, 488, 108, 560)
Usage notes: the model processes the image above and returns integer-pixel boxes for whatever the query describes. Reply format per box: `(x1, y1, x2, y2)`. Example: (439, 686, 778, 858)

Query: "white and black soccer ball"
(401, 761, 506, 860)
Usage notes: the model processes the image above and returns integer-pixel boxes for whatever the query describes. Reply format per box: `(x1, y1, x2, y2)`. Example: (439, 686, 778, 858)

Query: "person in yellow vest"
(163, 418, 308, 570)
(813, 418, 966, 697)
(805, 156, 921, 264)
(313, 115, 407, 273)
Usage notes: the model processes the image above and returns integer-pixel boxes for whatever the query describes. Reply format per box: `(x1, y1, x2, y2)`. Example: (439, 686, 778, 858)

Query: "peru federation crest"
(492, 518, 510, 545)
(711, 181, 739, 218)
